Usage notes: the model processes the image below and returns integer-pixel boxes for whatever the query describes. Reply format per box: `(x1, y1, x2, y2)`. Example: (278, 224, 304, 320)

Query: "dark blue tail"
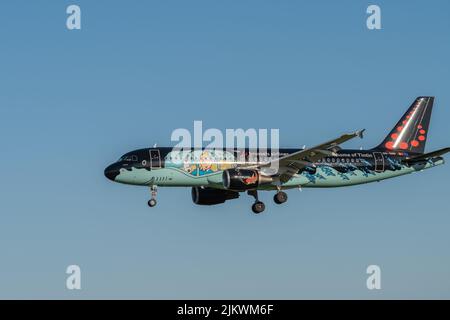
(375, 97, 434, 154)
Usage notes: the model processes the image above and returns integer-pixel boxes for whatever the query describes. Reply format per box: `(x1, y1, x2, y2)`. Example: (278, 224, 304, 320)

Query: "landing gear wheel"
(252, 201, 265, 214)
(148, 199, 157, 207)
(274, 191, 288, 204)
(147, 185, 158, 208)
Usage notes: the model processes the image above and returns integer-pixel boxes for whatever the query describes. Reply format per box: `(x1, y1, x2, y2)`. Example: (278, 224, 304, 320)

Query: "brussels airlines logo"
(171, 121, 280, 171)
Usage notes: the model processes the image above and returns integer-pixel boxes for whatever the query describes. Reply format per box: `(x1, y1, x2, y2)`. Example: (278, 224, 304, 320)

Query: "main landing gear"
(147, 185, 157, 207)
(248, 190, 265, 214)
(274, 191, 288, 204)
(248, 190, 288, 214)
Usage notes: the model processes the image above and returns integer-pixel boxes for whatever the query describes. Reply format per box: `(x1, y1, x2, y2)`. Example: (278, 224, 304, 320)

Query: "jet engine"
(222, 169, 273, 191)
(191, 187, 239, 205)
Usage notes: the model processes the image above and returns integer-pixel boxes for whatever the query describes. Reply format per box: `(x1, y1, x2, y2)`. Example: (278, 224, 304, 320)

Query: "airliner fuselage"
(104, 97, 449, 213)
(104, 147, 444, 188)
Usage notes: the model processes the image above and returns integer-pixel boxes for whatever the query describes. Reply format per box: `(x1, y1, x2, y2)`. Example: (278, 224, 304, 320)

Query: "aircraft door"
(373, 152, 384, 172)
(149, 149, 161, 169)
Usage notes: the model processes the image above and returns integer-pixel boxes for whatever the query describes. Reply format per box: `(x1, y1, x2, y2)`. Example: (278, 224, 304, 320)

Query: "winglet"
(356, 129, 365, 139)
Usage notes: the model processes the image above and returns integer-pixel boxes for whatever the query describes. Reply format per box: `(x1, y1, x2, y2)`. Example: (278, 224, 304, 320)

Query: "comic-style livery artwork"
(164, 149, 237, 176)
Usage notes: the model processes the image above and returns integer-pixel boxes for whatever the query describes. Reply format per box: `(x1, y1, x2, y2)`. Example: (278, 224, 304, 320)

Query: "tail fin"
(375, 96, 434, 154)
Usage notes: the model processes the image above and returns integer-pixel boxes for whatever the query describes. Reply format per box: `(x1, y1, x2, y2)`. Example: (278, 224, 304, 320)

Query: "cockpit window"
(119, 154, 138, 162)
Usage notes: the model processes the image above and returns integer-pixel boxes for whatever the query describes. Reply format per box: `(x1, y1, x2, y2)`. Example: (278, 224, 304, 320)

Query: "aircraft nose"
(104, 164, 120, 181)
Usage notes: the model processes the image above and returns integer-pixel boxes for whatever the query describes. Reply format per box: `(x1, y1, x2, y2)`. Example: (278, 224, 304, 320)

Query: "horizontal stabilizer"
(402, 147, 450, 164)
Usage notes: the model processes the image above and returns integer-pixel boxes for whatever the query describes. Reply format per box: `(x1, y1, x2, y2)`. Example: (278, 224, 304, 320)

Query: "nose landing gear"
(148, 198, 157, 207)
(147, 185, 158, 207)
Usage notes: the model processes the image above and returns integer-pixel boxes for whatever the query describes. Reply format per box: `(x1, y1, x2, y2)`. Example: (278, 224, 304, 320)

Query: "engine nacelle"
(222, 169, 273, 191)
(191, 187, 239, 205)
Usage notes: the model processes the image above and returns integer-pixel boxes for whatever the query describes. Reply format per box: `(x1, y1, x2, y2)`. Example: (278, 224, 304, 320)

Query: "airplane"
(104, 97, 449, 214)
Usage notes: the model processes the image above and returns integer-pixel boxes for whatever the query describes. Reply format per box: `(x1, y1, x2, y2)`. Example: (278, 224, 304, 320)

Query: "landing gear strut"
(147, 185, 157, 207)
(274, 191, 288, 204)
(248, 190, 265, 214)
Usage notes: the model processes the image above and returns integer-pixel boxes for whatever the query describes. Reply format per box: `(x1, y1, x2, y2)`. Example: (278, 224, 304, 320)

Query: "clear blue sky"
(0, 0, 449, 299)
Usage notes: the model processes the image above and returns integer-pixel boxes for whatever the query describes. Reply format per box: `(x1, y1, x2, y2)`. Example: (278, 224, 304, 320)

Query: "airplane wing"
(260, 129, 365, 183)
